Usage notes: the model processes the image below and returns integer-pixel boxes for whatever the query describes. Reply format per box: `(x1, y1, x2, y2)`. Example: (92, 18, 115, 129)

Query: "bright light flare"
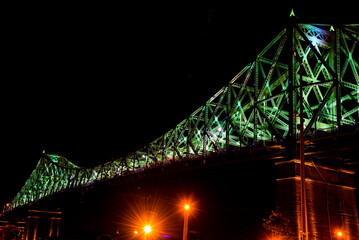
(119, 194, 175, 239)
(178, 195, 198, 217)
(337, 231, 343, 237)
(144, 225, 151, 234)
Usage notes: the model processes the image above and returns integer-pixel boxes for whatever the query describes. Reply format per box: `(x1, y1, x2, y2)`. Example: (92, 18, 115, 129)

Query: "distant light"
(184, 204, 190, 210)
(338, 231, 343, 237)
(162, 235, 171, 238)
(134, 231, 138, 235)
(144, 225, 151, 234)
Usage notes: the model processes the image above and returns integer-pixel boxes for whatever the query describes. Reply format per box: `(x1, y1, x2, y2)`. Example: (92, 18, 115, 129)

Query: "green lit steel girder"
(4, 22, 358, 212)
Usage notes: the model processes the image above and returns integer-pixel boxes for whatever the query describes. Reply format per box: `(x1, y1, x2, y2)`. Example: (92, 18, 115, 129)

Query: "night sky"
(1, 2, 358, 210)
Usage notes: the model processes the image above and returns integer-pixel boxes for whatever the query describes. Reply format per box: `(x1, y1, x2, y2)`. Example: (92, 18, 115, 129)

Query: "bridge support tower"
(276, 160, 359, 240)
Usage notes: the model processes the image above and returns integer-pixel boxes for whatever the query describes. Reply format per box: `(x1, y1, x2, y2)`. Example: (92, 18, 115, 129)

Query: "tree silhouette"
(263, 211, 295, 240)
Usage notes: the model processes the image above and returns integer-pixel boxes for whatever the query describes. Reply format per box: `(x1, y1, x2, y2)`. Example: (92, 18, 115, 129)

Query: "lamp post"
(183, 204, 190, 240)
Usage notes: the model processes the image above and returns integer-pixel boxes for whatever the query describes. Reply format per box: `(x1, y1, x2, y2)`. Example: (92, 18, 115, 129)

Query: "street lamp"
(144, 225, 151, 234)
(144, 225, 151, 240)
(183, 204, 190, 240)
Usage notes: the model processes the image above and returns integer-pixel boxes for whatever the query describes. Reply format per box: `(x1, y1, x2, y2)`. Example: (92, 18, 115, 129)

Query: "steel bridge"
(3, 17, 358, 214)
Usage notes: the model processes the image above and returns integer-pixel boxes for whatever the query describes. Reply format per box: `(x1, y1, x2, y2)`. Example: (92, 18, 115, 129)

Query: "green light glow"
(5, 22, 358, 212)
(290, 9, 295, 17)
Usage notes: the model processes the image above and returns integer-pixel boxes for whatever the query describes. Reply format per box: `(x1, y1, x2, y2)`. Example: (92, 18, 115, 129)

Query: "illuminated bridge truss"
(4, 21, 358, 211)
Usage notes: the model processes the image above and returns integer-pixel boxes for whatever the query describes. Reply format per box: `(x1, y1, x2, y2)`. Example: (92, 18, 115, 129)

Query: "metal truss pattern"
(4, 21, 358, 212)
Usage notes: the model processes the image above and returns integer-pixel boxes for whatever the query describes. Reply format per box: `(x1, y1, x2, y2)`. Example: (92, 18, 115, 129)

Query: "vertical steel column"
(174, 126, 178, 160)
(203, 105, 208, 156)
(226, 84, 231, 148)
(187, 117, 191, 158)
(254, 59, 259, 144)
(287, 17, 296, 159)
(335, 27, 342, 129)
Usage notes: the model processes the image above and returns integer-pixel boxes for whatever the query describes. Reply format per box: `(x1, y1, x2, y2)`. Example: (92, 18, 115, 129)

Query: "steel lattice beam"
(4, 21, 358, 212)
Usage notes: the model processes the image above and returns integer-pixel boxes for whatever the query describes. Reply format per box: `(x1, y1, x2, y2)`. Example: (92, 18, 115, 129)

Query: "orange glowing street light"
(144, 225, 151, 234)
(144, 225, 151, 240)
(337, 231, 343, 237)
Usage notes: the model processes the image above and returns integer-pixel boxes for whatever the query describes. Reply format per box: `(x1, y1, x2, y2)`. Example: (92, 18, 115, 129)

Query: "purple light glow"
(162, 235, 171, 238)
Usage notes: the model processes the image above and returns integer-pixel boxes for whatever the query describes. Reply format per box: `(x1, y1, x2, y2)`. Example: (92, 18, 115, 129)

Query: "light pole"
(183, 204, 190, 240)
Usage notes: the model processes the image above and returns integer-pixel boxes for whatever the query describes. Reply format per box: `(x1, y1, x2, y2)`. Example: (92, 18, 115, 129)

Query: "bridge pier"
(25, 210, 61, 240)
(276, 159, 359, 240)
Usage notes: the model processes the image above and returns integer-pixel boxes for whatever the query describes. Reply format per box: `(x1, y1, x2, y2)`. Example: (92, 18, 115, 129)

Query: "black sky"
(1, 2, 358, 208)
